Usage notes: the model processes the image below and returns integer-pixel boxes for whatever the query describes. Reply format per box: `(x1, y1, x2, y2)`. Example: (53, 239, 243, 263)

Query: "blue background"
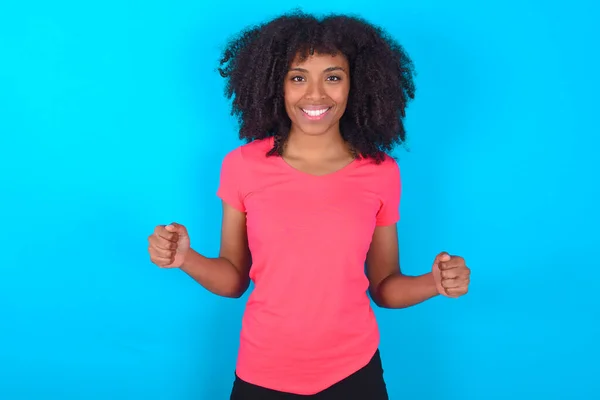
(1, 0, 598, 399)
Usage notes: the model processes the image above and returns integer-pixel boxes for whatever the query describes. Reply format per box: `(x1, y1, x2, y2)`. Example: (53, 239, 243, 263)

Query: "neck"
(285, 126, 350, 160)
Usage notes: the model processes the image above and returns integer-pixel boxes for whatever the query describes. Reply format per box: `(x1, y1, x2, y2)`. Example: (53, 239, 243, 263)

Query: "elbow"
(369, 287, 389, 309)
(216, 257, 251, 298)
(371, 292, 407, 309)
(369, 273, 408, 309)
(371, 297, 393, 309)
(223, 288, 246, 299)
(221, 292, 244, 299)
(220, 278, 250, 299)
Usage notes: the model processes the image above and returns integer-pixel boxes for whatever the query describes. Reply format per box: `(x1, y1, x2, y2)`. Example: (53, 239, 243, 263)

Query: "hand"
(148, 222, 191, 268)
(431, 252, 470, 298)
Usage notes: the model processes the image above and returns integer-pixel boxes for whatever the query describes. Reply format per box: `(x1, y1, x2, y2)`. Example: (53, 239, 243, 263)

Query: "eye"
(290, 75, 305, 82)
(327, 75, 342, 82)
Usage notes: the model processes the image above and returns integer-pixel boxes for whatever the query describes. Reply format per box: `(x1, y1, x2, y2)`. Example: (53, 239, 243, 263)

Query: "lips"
(300, 105, 332, 120)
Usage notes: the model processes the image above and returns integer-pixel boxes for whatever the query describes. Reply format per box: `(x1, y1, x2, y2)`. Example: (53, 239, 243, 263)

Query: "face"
(283, 52, 350, 137)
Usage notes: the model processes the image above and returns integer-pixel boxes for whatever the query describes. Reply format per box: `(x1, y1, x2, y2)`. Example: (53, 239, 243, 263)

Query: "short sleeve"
(375, 158, 401, 226)
(216, 147, 246, 212)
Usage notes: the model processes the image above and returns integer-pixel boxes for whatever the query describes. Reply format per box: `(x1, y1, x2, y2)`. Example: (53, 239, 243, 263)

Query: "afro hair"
(218, 10, 416, 163)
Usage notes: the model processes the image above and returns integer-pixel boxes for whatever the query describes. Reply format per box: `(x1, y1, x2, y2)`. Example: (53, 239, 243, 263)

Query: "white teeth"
(302, 108, 330, 117)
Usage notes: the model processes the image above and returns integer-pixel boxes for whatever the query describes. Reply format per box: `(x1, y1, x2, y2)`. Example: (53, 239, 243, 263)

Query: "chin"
(296, 125, 334, 136)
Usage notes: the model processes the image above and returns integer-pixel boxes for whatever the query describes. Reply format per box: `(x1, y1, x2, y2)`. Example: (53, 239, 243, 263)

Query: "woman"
(148, 10, 471, 400)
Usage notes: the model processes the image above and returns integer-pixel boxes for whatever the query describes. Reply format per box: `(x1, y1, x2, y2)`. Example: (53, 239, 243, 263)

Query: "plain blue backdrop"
(1, 0, 598, 399)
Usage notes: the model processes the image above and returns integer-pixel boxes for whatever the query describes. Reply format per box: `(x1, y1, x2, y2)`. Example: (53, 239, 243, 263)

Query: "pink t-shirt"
(217, 137, 401, 395)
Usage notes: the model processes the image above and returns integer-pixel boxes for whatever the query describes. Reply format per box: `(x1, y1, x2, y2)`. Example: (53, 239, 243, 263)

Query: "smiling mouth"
(300, 107, 332, 120)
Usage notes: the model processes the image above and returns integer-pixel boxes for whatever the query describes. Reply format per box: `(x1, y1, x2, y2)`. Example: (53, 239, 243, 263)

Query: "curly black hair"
(218, 10, 416, 163)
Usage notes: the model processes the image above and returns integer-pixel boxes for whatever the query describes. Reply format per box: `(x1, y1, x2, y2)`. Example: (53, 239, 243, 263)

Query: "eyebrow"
(289, 66, 347, 73)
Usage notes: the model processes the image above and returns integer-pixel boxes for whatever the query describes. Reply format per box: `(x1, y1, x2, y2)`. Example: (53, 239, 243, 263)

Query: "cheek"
(329, 86, 350, 107)
(284, 80, 301, 97)
(284, 88, 303, 107)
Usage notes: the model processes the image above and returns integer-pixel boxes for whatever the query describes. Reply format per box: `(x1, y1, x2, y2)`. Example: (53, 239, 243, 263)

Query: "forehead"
(290, 52, 349, 69)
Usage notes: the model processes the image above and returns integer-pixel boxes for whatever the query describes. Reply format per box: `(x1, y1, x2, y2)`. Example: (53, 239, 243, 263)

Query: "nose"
(304, 79, 326, 100)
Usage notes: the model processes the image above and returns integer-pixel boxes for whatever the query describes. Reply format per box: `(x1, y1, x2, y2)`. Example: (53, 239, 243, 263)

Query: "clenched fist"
(148, 222, 190, 268)
(432, 252, 470, 298)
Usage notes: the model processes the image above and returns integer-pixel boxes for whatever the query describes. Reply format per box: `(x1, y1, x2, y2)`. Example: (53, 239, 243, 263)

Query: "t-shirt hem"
(235, 342, 380, 395)
(216, 191, 246, 212)
(376, 217, 400, 226)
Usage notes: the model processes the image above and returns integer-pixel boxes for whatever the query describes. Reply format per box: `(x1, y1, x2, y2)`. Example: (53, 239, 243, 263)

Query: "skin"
(281, 53, 354, 176)
(147, 52, 471, 304)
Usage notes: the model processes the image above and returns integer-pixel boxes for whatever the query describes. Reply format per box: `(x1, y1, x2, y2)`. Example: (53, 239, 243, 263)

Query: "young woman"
(148, 11, 471, 400)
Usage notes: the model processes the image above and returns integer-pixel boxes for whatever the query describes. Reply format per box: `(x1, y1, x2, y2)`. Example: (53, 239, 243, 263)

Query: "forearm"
(372, 272, 439, 309)
(180, 249, 249, 298)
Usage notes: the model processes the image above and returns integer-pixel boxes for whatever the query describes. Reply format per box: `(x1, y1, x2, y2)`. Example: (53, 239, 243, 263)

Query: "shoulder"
(379, 153, 400, 172)
(239, 137, 273, 162)
(355, 153, 401, 202)
(357, 153, 400, 179)
(369, 154, 401, 207)
(221, 137, 273, 168)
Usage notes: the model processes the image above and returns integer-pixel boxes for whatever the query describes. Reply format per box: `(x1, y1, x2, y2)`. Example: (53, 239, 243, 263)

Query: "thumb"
(165, 222, 187, 235)
(434, 251, 451, 264)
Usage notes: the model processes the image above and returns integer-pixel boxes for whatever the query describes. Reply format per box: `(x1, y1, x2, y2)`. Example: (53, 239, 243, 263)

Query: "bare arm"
(180, 201, 252, 298)
(366, 224, 439, 308)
